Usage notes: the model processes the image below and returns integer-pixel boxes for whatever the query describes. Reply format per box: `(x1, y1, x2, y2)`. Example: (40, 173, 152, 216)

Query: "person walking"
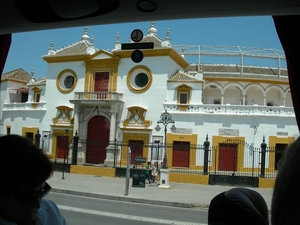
(145, 161, 151, 184)
(151, 162, 157, 183)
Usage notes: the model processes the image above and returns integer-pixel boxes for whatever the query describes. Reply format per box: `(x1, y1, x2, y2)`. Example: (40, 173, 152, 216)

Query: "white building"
(1, 23, 298, 186)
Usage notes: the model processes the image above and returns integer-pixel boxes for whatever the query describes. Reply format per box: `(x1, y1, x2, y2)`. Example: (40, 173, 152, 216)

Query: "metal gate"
(69, 134, 277, 187)
(208, 139, 260, 187)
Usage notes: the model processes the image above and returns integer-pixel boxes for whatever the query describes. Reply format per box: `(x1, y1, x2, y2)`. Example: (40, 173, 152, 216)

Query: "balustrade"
(165, 104, 294, 116)
(3, 102, 47, 111)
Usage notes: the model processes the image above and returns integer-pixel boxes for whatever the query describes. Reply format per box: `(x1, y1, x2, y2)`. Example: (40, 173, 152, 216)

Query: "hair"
(0, 134, 54, 195)
(271, 136, 300, 225)
(208, 188, 269, 225)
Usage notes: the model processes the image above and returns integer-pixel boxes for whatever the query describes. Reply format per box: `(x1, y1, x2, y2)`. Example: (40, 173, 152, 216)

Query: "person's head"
(208, 188, 269, 225)
(271, 136, 300, 225)
(0, 134, 54, 225)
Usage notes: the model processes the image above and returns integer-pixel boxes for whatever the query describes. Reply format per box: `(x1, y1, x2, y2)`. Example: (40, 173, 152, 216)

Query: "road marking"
(58, 205, 205, 225)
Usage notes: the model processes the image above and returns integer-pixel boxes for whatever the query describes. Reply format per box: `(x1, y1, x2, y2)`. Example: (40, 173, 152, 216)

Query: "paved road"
(47, 192, 208, 225)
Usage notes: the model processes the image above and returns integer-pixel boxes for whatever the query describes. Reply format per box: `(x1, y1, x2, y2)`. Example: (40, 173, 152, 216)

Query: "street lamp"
(155, 110, 176, 169)
(253, 126, 257, 151)
(62, 129, 69, 179)
(154, 140, 160, 161)
(251, 126, 257, 177)
(250, 126, 257, 156)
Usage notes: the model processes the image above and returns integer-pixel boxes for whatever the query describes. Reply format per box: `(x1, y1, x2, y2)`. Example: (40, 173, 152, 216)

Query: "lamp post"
(154, 140, 160, 161)
(155, 110, 176, 169)
(114, 138, 117, 168)
(252, 126, 257, 154)
(62, 129, 69, 179)
(251, 126, 257, 177)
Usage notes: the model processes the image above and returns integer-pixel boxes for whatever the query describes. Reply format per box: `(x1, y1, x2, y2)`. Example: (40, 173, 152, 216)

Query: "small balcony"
(3, 102, 47, 111)
(70, 92, 124, 105)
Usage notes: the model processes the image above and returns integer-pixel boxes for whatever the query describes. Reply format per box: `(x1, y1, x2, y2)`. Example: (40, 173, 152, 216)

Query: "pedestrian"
(271, 137, 300, 225)
(151, 162, 158, 183)
(145, 161, 151, 184)
(0, 134, 67, 225)
(208, 187, 269, 225)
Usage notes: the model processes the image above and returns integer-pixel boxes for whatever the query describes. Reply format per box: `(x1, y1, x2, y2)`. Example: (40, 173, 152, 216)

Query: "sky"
(3, 16, 285, 79)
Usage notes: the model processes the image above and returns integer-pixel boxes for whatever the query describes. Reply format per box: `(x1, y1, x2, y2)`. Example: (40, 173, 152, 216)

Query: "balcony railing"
(165, 104, 295, 116)
(74, 92, 123, 101)
(3, 102, 47, 111)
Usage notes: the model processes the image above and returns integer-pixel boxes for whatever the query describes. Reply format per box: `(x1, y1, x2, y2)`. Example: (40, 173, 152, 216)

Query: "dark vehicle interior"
(0, 0, 300, 128)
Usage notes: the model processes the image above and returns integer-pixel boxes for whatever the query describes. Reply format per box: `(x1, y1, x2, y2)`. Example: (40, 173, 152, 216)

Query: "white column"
(73, 105, 85, 164)
(109, 111, 116, 142)
(104, 107, 118, 167)
(73, 104, 79, 135)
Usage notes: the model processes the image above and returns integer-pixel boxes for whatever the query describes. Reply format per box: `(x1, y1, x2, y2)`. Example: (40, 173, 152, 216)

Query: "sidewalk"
(48, 171, 274, 210)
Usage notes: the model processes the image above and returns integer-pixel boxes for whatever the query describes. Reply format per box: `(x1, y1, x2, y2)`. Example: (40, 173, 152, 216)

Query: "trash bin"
(132, 174, 140, 187)
(132, 174, 146, 188)
(139, 174, 145, 188)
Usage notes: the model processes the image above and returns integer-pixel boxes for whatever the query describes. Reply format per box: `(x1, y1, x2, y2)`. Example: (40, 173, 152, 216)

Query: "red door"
(57, 136, 69, 159)
(129, 140, 143, 165)
(218, 144, 237, 171)
(86, 116, 110, 164)
(94, 72, 109, 99)
(172, 141, 190, 167)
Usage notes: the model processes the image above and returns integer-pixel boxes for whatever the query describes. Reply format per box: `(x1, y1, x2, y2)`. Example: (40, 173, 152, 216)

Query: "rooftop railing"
(165, 103, 295, 117)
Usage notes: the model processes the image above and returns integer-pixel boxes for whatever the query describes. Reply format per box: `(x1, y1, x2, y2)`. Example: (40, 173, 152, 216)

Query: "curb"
(51, 188, 208, 209)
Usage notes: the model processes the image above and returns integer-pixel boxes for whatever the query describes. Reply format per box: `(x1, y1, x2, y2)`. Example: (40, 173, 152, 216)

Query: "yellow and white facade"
(0, 23, 298, 184)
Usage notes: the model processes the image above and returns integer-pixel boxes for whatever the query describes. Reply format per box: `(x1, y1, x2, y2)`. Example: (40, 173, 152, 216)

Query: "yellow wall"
(170, 173, 209, 185)
(71, 165, 116, 177)
(258, 177, 275, 188)
(68, 166, 274, 187)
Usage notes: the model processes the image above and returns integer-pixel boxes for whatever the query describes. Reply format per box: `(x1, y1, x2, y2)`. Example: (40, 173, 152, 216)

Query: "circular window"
(127, 66, 152, 93)
(64, 75, 75, 88)
(135, 73, 148, 87)
(56, 69, 77, 93)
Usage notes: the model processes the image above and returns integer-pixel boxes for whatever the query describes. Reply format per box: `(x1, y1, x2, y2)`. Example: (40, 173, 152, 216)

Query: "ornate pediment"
(123, 106, 150, 128)
(52, 105, 74, 124)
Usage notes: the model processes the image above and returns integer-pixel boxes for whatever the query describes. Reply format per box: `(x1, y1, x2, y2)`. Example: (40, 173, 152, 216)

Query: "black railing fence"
(69, 133, 280, 179)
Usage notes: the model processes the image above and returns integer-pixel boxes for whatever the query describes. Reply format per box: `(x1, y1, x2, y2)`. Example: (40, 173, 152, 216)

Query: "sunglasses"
(13, 182, 52, 203)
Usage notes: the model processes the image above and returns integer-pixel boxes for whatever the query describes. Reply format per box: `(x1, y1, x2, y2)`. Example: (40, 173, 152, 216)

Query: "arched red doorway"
(86, 115, 110, 164)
